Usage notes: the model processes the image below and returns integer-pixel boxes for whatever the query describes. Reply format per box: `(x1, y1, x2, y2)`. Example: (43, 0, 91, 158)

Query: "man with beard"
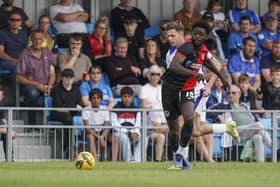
(228, 36, 261, 93)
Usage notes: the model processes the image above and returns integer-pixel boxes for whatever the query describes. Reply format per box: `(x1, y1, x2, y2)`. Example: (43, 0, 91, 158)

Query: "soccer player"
(162, 21, 240, 170)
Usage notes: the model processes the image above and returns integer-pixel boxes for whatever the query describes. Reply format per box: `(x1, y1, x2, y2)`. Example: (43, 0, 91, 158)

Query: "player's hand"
(194, 73, 204, 81)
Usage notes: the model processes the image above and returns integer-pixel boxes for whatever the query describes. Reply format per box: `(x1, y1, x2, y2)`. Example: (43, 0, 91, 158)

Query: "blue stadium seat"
(86, 22, 94, 35)
(113, 96, 140, 108)
(57, 48, 69, 53)
(213, 134, 223, 158)
(44, 96, 63, 126)
(72, 115, 87, 146)
(144, 25, 160, 38)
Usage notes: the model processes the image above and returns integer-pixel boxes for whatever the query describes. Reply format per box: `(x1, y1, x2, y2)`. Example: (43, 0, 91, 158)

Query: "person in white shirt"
(49, 0, 88, 47)
(82, 88, 110, 160)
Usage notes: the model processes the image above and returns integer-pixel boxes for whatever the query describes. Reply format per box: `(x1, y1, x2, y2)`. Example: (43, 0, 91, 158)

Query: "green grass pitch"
(0, 162, 280, 187)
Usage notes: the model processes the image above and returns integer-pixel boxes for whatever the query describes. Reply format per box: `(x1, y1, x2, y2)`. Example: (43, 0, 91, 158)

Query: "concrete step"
(15, 132, 48, 146)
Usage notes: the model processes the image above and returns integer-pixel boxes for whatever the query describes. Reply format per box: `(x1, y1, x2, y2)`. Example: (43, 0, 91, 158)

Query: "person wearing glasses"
(0, 10, 28, 105)
(0, 0, 33, 32)
(140, 65, 168, 162)
(83, 16, 112, 70)
(57, 33, 91, 85)
(206, 84, 272, 162)
(80, 64, 114, 108)
(153, 20, 171, 59)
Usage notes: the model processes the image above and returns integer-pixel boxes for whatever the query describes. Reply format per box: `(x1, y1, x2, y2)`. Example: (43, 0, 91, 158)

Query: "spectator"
(57, 33, 91, 85)
(201, 0, 226, 30)
(206, 78, 228, 109)
(84, 16, 112, 69)
(260, 0, 280, 28)
(228, 36, 261, 92)
(257, 13, 280, 58)
(110, 0, 150, 36)
(207, 84, 272, 162)
(227, 15, 259, 56)
(174, 0, 202, 37)
(104, 37, 142, 96)
(262, 66, 280, 110)
(82, 88, 110, 160)
(111, 86, 141, 162)
(0, 10, 28, 100)
(140, 65, 167, 162)
(50, 68, 82, 156)
(80, 65, 114, 108)
(118, 15, 145, 61)
(0, 87, 16, 162)
(152, 20, 171, 59)
(49, 0, 88, 48)
(238, 73, 260, 111)
(139, 39, 166, 83)
(228, 0, 261, 34)
(28, 15, 55, 51)
(0, 0, 33, 32)
(260, 39, 280, 86)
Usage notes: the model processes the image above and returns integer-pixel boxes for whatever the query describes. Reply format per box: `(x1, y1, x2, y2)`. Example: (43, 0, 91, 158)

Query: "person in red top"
(84, 16, 112, 70)
(162, 21, 238, 170)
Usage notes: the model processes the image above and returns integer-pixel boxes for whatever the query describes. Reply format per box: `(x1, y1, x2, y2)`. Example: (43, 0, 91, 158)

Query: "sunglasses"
(10, 18, 21, 22)
(228, 91, 239, 95)
(150, 73, 161, 76)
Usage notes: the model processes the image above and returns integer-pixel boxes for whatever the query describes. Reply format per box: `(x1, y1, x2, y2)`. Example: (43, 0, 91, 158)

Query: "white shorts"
(194, 81, 208, 121)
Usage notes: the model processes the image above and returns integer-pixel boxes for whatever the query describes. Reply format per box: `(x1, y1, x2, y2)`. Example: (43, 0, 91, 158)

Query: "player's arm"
(169, 53, 203, 80)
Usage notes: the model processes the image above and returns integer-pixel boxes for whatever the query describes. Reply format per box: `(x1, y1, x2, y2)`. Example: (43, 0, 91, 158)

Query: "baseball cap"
(61, 68, 75, 77)
(202, 11, 214, 20)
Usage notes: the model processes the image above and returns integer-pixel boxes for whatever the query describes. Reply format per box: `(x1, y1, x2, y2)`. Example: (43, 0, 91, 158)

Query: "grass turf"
(0, 162, 279, 187)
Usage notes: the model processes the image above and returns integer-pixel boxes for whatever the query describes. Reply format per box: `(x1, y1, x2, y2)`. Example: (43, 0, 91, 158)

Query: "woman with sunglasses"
(140, 65, 168, 162)
(139, 39, 166, 84)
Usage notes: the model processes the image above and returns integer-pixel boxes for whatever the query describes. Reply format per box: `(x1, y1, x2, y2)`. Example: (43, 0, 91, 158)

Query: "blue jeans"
(0, 60, 16, 96)
(19, 84, 44, 125)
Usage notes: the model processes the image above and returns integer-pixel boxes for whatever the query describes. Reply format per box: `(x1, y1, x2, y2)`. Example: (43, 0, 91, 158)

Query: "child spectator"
(111, 86, 141, 162)
(82, 88, 110, 160)
(0, 87, 16, 161)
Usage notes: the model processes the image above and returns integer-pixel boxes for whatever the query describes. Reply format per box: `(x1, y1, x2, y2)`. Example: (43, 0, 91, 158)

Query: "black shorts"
(161, 82, 194, 121)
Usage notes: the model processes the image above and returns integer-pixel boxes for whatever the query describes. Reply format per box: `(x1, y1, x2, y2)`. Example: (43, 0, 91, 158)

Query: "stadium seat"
(86, 22, 94, 35)
(44, 96, 63, 126)
(57, 48, 69, 53)
(144, 25, 160, 38)
(113, 96, 140, 108)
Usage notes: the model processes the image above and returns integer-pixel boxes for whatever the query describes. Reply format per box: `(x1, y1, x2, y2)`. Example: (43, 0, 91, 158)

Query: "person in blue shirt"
(228, 0, 261, 34)
(257, 13, 280, 58)
(80, 65, 114, 108)
(260, 0, 280, 29)
(228, 36, 261, 92)
(227, 16, 259, 57)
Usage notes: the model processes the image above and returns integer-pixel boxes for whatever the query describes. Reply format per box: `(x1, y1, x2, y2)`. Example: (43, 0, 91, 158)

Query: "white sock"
(212, 124, 227, 133)
(176, 145, 189, 159)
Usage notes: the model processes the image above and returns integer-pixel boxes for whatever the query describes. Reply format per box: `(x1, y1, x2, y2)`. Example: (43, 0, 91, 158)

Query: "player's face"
(191, 27, 208, 48)
(167, 29, 179, 47)
(90, 94, 102, 108)
(243, 40, 256, 59)
(121, 94, 133, 107)
(272, 43, 280, 59)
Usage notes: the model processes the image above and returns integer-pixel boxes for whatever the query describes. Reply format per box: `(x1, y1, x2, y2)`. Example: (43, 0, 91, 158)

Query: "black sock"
(168, 133, 179, 153)
(179, 119, 193, 147)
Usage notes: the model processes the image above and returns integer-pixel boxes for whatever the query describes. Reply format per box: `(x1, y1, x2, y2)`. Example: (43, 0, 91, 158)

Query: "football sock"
(168, 133, 179, 153)
(179, 119, 193, 147)
(212, 124, 226, 133)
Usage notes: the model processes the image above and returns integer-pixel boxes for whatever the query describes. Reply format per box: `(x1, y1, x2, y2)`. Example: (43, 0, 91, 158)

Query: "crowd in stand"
(0, 0, 280, 162)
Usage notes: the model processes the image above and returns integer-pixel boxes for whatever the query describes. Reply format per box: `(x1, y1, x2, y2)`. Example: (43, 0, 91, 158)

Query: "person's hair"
(270, 66, 280, 73)
(192, 21, 211, 34)
(238, 73, 250, 83)
(120, 86, 134, 96)
(239, 15, 251, 24)
(165, 21, 185, 33)
(205, 38, 217, 50)
(269, 0, 280, 7)
(160, 19, 171, 27)
(144, 39, 161, 58)
(242, 36, 256, 45)
(114, 37, 128, 48)
(39, 15, 51, 24)
(206, 0, 223, 11)
(69, 33, 83, 42)
(89, 88, 103, 100)
(147, 65, 162, 80)
(9, 10, 22, 19)
(273, 38, 280, 46)
(230, 84, 241, 93)
(30, 29, 43, 40)
(94, 16, 110, 39)
(88, 64, 102, 74)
